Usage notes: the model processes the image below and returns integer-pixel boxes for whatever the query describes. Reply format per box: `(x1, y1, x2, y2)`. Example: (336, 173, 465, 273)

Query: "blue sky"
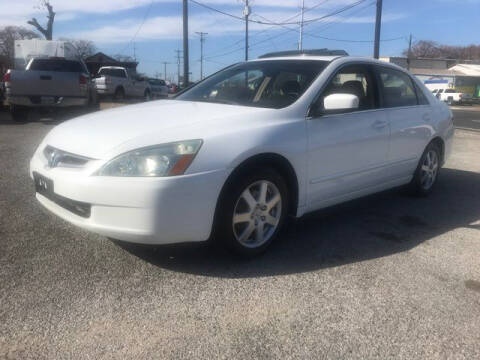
(2, 0, 479, 81)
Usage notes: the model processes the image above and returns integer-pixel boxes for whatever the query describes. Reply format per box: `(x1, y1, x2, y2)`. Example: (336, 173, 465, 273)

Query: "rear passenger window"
(378, 68, 417, 108)
(414, 83, 430, 105)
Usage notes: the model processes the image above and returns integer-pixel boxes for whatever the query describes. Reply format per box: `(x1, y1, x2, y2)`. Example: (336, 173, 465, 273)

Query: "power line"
(205, 0, 333, 60)
(204, 0, 371, 60)
(189, 0, 369, 26)
(116, 0, 154, 56)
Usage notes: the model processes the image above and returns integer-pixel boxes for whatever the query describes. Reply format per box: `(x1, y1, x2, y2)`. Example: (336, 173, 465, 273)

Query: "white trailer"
(14, 40, 78, 70)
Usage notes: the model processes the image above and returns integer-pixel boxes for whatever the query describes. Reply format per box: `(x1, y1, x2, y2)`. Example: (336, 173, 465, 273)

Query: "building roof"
(410, 68, 462, 76)
(450, 64, 480, 76)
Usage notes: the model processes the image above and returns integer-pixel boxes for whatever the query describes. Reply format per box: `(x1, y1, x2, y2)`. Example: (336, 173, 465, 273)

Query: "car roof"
(248, 55, 412, 73)
(249, 55, 341, 62)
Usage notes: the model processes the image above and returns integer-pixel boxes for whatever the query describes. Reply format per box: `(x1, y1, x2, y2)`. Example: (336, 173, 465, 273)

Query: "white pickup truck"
(94, 66, 151, 101)
(432, 88, 473, 105)
(4, 57, 97, 121)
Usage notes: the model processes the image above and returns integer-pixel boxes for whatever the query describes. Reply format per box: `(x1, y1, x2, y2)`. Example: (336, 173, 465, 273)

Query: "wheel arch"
(430, 136, 445, 165)
(213, 152, 300, 230)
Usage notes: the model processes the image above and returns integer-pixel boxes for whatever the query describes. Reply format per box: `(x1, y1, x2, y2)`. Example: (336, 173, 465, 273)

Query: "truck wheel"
(114, 87, 125, 102)
(144, 90, 151, 101)
(10, 105, 29, 122)
(87, 93, 100, 112)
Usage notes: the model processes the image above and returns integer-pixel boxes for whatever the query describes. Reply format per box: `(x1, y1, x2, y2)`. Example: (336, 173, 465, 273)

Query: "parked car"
(4, 57, 97, 121)
(94, 66, 151, 101)
(432, 88, 473, 105)
(147, 78, 169, 98)
(168, 83, 178, 94)
(30, 52, 454, 256)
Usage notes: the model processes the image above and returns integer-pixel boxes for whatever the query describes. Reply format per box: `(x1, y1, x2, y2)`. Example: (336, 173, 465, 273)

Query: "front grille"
(44, 190, 91, 218)
(43, 146, 92, 168)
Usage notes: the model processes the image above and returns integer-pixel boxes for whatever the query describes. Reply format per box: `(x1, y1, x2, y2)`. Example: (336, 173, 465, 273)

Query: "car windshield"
(176, 60, 329, 109)
(29, 59, 85, 73)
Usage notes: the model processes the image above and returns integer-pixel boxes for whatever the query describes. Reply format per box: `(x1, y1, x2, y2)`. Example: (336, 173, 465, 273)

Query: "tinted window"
(98, 68, 126, 78)
(29, 59, 85, 73)
(414, 82, 430, 105)
(316, 64, 376, 113)
(378, 68, 417, 108)
(177, 60, 328, 109)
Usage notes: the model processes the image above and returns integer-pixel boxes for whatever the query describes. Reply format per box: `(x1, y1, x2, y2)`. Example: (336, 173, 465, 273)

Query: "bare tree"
(0, 26, 40, 68)
(59, 38, 97, 60)
(403, 40, 480, 60)
(27, 0, 55, 40)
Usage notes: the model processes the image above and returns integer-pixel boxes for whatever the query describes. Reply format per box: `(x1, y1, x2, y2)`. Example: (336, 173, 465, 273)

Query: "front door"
(306, 64, 390, 211)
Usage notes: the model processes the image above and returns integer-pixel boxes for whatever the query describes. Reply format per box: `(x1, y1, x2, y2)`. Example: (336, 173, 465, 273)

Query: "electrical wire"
(189, 0, 369, 26)
(116, 0, 154, 56)
(204, 0, 370, 60)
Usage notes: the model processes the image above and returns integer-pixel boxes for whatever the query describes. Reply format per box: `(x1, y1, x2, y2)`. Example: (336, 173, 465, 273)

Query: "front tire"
(409, 142, 441, 196)
(114, 87, 125, 102)
(215, 168, 288, 257)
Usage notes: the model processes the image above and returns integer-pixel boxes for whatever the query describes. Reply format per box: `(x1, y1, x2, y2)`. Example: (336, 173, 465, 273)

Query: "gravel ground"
(0, 109, 479, 359)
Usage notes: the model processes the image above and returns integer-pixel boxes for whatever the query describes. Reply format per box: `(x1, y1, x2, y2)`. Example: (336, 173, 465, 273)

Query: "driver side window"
(312, 65, 376, 116)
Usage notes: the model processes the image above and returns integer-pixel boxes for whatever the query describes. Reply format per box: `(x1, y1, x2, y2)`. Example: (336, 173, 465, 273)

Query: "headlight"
(96, 140, 202, 177)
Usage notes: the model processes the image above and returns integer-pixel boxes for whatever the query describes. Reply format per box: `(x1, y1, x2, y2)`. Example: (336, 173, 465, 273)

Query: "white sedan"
(30, 53, 454, 256)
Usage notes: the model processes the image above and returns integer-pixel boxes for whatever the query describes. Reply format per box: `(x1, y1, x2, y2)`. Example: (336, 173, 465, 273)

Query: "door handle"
(372, 120, 388, 129)
(422, 113, 431, 122)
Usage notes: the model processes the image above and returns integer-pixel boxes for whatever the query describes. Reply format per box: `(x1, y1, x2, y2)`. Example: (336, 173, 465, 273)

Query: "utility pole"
(133, 42, 137, 61)
(373, 0, 383, 59)
(162, 61, 169, 80)
(195, 32, 208, 80)
(182, 0, 189, 87)
(243, 0, 250, 61)
(298, 0, 305, 50)
(175, 49, 182, 84)
(407, 34, 413, 70)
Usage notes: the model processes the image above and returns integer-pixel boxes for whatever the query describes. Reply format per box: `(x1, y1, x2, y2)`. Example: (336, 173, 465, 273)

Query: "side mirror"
(323, 93, 359, 112)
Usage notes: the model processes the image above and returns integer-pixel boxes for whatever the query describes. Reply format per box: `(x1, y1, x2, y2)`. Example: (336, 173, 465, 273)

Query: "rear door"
(375, 66, 432, 178)
(306, 63, 390, 210)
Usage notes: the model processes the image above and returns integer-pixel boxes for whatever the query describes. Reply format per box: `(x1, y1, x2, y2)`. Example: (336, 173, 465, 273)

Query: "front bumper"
(30, 150, 228, 244)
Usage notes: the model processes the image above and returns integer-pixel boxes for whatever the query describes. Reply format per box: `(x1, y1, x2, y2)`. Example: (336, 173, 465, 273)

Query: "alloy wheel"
(232, 180, 282, 248)
(420, 149, 439, 190)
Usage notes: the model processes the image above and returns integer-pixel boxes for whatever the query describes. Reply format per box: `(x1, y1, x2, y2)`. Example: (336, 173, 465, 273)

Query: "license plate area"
(33, 172, 91, 218)
(33, 171, 54, 198)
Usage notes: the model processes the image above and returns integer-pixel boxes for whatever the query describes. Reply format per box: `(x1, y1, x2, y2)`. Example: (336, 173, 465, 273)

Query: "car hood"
(43, 100, 269, 159)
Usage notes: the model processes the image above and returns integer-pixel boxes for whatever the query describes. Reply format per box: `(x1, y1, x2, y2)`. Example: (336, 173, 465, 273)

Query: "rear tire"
(408, 142, 441, 196)
(214, 168, 289, 257)
(114, 87, 125, 102)
(144, 90, 151, 101)
(10, 105, 29, 122)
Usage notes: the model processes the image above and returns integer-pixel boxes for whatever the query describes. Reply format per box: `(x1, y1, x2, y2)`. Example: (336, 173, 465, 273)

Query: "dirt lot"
(0, 107, 479, 359)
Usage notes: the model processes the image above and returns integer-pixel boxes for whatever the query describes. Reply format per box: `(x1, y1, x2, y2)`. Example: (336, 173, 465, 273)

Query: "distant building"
(84, 52, 138, 76)
(381, 57, 480, 98)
